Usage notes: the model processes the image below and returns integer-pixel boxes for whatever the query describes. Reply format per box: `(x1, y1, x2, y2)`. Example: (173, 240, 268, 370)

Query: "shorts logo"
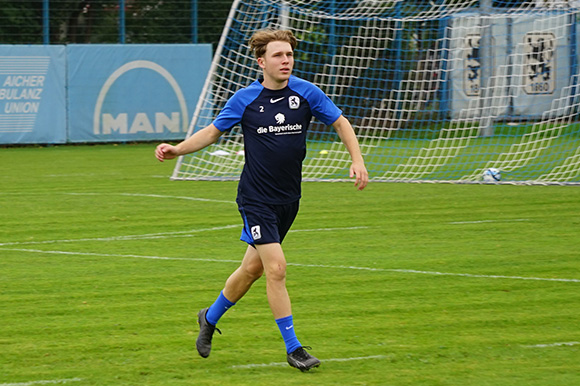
(251, 225, 262, 240)
(289, 96, 300, 109)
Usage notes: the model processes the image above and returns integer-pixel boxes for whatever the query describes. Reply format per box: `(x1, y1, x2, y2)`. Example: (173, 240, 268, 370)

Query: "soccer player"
(155, 29, 368, 371)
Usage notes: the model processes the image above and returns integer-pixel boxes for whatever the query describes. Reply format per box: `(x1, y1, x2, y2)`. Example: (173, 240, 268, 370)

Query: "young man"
(155, 29, 368, 371)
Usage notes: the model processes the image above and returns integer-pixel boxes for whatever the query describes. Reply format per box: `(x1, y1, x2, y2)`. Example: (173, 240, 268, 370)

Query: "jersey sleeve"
(212, 81, 264, 132)
(289, 76, 342, 125)
(212, 93, 245, 132)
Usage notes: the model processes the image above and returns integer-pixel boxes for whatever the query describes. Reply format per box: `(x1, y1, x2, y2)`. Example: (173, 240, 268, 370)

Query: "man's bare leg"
(223, 245, 264, 302)
(196, 245, 263, 357)
(254, 243, 292, 319)
(254, 242, 320, 370)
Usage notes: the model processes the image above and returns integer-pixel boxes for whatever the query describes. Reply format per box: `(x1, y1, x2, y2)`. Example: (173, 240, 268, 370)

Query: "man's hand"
(155, 143, 179, 162)
(155, 125, 223, 162)
(350, 161, 368, 191)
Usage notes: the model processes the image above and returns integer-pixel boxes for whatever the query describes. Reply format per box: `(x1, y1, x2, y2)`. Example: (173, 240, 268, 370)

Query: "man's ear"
(257, 57, 265, 69)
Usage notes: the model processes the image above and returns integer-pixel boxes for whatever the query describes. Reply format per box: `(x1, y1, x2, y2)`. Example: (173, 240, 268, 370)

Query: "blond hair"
(248, 29, 297, 58)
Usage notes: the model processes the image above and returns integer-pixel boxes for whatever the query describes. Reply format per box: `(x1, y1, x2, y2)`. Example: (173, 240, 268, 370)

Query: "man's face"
(258, 40, 294, 86)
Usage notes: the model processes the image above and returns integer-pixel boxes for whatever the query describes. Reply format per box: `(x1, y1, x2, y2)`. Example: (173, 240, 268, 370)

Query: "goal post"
(172, 0, 580, 185)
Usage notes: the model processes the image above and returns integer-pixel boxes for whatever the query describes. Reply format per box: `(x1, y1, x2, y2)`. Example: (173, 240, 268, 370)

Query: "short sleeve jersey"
(212, 75, 342, 205)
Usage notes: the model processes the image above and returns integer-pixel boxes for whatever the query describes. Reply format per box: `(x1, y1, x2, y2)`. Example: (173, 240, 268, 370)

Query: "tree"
(0, 0, 43, 44)
(0, 0, 234, 45)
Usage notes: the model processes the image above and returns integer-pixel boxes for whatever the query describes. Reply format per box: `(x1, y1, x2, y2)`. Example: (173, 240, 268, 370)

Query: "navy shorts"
(237, 199, 299, 246)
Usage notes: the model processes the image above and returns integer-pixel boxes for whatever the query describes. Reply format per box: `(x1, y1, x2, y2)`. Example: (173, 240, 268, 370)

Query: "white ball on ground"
(482, 168, 501, 182)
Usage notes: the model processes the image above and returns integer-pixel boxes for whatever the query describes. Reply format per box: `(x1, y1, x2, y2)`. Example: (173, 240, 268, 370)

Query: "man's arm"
(331, 115, 369, 190)
(155, 124, 223, 162)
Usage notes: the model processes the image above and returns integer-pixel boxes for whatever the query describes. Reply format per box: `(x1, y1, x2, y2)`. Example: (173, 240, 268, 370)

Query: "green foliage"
(1, 143, 579, 385)
(0, 0, 234, 45)
(0, 0, 43, 44)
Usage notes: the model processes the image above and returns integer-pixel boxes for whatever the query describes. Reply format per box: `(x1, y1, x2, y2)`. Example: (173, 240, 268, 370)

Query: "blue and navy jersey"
(212, 75, 342, 204)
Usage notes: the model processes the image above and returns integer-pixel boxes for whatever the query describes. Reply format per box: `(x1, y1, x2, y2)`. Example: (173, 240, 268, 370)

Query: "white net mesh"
(173, 0, 580, 185)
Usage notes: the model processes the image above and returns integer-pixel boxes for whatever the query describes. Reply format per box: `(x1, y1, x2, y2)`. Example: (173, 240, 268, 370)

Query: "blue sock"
(205, 291, 236, 326)
(275, 315, 302, 354)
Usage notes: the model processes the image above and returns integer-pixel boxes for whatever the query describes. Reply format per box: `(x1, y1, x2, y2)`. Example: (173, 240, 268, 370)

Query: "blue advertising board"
(67, 44, 212, 142)
(0, 45, 67, 144)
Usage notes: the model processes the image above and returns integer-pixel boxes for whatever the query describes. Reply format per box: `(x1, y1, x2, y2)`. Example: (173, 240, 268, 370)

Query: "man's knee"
(244, 259, 264, 280)
(264, 260, 287, 282)
(255, 243, 287, 281)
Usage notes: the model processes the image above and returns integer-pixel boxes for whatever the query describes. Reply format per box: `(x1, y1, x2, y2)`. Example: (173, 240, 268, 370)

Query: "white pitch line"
(65, 192, 236, 205)
(382, 268, 580, 283)
(522, 341, 580, 348)
(0, 378, 82, 386)
(0, 225, 241, 247)
(1, 248, 579, 283)
(448, 219, 530, 225)
(0, 226, 368, 247)
(290, 226, 368, 233)
(231, 354, 388, 369)
(287, 264, 580, 283)
(0, 191, 236, 205)
(0, 248, 241, 264)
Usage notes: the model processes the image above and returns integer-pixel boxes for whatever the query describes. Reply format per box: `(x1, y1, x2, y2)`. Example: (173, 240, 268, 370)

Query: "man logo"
(289, 96, 300, 109)
(93, 60, 188, 135)
(251, 225, 262, 240)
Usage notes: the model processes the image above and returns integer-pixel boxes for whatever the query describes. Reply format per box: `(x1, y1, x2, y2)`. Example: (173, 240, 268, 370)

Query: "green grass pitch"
(1, 143, 579, 385)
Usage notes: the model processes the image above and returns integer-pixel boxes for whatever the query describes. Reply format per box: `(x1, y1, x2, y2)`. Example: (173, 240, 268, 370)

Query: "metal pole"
(191, 0, 198, 43)
(43, 0, 49, 44)
(438, 12, 450, 121)
(177, 0, 242, 169)
(506, 16, 513, 119)
(328, 0, 337, 97)
(279, 1, 290, 29)
(569, 11, 578, 117)
(119, 0, 126, 43)
(392, 1, 403, 123)
(479, 0, 494, 137)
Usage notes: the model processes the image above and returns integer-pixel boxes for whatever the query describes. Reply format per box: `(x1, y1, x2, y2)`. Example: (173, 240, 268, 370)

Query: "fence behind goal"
(172, 0, 580, 185)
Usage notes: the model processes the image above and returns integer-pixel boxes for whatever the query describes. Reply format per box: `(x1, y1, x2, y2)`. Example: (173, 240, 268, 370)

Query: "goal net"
(172, 0, 580, 185)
